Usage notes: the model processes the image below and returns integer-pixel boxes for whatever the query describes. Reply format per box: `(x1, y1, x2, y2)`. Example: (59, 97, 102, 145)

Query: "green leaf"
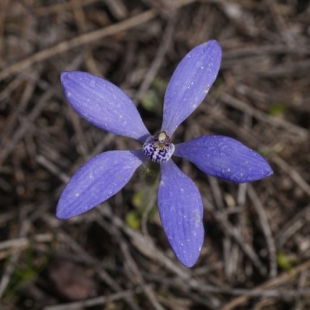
(126, 211, 141, 230)
(268, 104, 287, 116)
(277, 250, 292, 272)
(140, 78, 167, 113)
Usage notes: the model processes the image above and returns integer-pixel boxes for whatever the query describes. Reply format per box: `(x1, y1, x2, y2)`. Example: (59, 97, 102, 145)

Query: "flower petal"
(61, 71, 150, 142)
(174, 135, 273, 183)
(161, 40, 222, 136)
(158, 160, 204, 267)
(57, 150, 146, 219)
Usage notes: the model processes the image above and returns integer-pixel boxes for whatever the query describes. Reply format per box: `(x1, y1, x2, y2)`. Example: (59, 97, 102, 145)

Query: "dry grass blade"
(0, 0, 196, 82)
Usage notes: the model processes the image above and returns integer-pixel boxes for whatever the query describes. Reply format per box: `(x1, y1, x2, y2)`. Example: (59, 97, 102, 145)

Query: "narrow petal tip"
(60, 71, 68, 81)
(56, 204, 71, 220)
(60, 71, 75, 87)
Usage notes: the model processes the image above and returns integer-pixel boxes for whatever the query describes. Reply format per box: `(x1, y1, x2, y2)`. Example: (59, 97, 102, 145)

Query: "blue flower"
(57, 40, 273, 267)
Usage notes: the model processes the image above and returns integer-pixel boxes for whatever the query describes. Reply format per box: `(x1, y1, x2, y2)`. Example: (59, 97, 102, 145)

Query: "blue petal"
(158, 160, 204, 267)
(57, 150, 146, 219)
(61, 71, 150, 142)
(174, 135, 273, 183)
(161, 40, 222, 136)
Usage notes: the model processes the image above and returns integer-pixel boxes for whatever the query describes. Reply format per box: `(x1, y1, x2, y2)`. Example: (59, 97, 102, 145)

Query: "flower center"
(143, 131, 175, 163)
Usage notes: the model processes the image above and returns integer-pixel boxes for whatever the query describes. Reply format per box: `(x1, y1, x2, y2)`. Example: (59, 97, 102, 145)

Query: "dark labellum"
(143, 132, 175, 163)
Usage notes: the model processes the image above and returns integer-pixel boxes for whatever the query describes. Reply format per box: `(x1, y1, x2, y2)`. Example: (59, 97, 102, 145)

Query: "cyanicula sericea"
(57, 40, 273, 267)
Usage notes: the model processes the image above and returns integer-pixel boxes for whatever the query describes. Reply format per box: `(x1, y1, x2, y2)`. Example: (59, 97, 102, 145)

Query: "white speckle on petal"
(67, 92, 71, 97)
(194, 211, 202, 227)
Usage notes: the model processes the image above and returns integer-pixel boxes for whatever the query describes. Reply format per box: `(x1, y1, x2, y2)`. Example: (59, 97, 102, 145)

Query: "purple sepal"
(174, 135, 273, 183)
(158, 160, 204, 267)
(61, 71, 150, 142)
(161, 40, 222, 136)
(56, 150, 146, 219)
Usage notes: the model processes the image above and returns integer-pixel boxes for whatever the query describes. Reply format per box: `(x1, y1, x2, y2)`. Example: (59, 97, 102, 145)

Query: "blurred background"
(1, 0, 310, 309)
